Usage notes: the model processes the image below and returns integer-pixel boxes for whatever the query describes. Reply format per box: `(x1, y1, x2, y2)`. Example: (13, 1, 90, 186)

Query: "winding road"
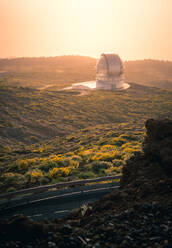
(0, 182, 119, 221)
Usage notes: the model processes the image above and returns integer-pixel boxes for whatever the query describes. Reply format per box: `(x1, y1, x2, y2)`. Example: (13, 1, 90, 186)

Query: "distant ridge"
(0, 56, 172, 89)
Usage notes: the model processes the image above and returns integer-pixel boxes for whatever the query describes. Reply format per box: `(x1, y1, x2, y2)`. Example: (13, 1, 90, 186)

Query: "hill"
(0, 56, 172, 193)
(0, 82, 171, 147)
(0, 57, 172, 246)
(125, 59, 172, 89)
(0, 82, 172, 192)
(1, 56, 172, 89)
(0, 56, 96, 90)
(0, 119, 172, 248)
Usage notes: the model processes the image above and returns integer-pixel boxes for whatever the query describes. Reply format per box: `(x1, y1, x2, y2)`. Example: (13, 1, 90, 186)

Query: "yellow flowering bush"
(49, 167, 70, 179)
(122, 147, 135, 153)
(105, 165, 123, 174)
(39, 147, 44, 153)
(111, 137, 126, 146)
(49, 168, 59, 178)
(92, 151, 121, 161)
(52, 155, 63, 163)
(60, 167, 70, 176)
(79, 149, 95, 163)
(100, 144, 115, 151)
(30, 170, 43, 183)
(69, 159, 79, 168)
(79, 149, 91, 156)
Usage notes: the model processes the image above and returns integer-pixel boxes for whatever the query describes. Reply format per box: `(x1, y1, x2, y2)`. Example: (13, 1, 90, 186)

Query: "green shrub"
(38, 161, 57, 172)
(91, 161, 112, 173)
(40, 177, 51, 185)
(4, 173, 25, 187)
(59, 157, 71, 166)
(78, 171, 96, 179)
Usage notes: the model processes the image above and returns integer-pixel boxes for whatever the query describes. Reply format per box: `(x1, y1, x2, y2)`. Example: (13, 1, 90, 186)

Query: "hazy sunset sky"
(0, 0, 172, 60)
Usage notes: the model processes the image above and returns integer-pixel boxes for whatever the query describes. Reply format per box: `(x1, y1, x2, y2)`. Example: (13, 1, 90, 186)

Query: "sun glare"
(0, 0, 172, 60)
(64, 0, 107, 34)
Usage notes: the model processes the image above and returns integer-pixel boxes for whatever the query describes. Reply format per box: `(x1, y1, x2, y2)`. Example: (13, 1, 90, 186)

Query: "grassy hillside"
(0, 122, 144, 193)
(0, 82, 172, 192)
(0, 83, 171, 147)
(0, 56, 172, 192)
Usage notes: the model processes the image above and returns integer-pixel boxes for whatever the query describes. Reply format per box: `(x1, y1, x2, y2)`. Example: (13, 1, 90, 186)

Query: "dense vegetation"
(0, 126, 143, 193)
(0, 56, 172, 193)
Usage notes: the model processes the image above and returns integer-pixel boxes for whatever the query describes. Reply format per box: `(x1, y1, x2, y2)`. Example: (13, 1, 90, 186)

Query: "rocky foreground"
(0, 119, 172, 248)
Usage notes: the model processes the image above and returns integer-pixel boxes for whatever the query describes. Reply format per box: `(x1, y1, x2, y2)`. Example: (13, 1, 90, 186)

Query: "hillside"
(0, 56, 172, 193)
(125, 60, 172, 89)
(0, 119, 172, 248)
(0, 56, 96, 90)
(0, 82, 172, 192)
(1, 56, 172, 89)
(0, 56, 172, 246)
(0, 82, 171, 147)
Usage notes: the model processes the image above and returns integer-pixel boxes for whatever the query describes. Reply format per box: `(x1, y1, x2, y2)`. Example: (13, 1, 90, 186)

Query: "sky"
(0, 0, 172, 60)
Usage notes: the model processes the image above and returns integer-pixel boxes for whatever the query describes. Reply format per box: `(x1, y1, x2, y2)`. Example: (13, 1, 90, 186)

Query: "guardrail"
(0, 175, 121, 202)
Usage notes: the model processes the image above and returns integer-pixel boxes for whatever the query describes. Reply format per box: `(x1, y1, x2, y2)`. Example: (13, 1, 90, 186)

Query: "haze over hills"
(0, 56, 172, 89)
(125, 59, 172, 89)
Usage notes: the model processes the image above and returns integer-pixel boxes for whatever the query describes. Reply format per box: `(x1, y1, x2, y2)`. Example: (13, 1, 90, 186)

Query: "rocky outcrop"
(143, 119, 172, 176)
(121, 119, 172, 188)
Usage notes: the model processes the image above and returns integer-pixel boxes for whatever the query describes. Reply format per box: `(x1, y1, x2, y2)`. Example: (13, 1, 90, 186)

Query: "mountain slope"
(0, 83, 172, 147)
(0, 119, 172, 248)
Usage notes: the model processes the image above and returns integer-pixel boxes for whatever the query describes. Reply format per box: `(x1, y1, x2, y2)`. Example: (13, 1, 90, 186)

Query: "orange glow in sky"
(0, 0, 172, 60)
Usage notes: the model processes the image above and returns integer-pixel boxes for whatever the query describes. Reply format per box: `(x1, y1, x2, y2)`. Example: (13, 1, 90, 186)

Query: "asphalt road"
(0, 184, 119, 221)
